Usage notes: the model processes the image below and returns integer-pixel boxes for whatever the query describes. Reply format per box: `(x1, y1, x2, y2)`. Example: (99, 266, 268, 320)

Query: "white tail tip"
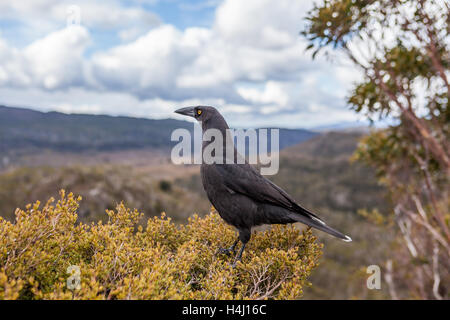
(312, 216, 326, 225)
(343, 235, 352, 242)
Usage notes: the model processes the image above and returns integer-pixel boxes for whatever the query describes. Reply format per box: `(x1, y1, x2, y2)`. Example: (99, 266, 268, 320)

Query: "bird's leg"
(232, 242, 247, 268)
(217, 238, 239, 256)
(231, 228, 250, 267)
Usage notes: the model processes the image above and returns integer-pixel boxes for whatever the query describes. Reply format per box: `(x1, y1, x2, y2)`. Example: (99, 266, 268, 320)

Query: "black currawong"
(175, 106, 352, 265)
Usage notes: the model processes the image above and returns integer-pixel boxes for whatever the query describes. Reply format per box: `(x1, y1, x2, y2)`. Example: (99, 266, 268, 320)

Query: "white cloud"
(214, 0, 307, 49)
(0, 0, 161, 44)
(0, 26, 90, 90)
(0, 0, 161, 29)
(91, 25, 208, 98)
(0, 39, 29, 86)
(0, 0, 365, 128)
(237, 82, 289, 107)
(24, 26, 90, 90)
(0, 0, 58, 16)
(63, 3, 160, 30)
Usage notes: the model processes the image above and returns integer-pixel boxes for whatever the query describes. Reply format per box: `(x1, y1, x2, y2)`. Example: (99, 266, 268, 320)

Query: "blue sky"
(0, 0, 366, 128)
(148, 0, 219, 29)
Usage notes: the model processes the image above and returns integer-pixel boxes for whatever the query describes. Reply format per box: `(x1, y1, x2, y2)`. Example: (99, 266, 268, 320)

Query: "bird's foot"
(216, 239, 239, 257)
(216, 246, 235, 257)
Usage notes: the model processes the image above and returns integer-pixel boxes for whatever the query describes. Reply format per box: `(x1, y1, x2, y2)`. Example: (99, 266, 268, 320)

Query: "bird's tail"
(288, 212, 352, 242)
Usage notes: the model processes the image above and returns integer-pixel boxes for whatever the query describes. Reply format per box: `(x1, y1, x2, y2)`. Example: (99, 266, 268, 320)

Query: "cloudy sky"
(0, 0, 366, 128)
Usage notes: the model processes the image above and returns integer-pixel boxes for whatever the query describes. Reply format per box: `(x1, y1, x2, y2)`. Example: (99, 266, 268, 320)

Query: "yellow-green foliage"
(0, 191, 322, 300)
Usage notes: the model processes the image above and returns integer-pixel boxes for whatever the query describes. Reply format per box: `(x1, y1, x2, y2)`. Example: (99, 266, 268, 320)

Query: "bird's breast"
(200, 164, 259, 229)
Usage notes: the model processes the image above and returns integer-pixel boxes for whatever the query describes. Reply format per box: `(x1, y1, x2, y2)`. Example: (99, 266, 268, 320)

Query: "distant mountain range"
(312, 121, 371, 132)
(0, 105, 318, 156)
(0, 105, 193, 153)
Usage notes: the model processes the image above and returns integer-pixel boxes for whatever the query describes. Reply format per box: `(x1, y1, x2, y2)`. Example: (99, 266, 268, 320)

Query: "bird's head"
(175, 106, 229, 132)
(174, 106, 222, 124)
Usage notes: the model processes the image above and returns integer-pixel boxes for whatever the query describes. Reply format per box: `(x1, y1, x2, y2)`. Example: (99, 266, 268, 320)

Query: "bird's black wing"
(215, 163, 324, 223)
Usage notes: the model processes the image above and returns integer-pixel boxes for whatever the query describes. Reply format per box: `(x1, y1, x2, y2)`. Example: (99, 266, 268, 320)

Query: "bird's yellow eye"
(197, 109, 202, 115)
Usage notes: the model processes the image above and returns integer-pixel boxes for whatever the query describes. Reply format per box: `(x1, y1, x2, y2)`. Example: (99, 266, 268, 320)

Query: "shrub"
(158, 180, 172, 192)
(0, 191, 322, 300)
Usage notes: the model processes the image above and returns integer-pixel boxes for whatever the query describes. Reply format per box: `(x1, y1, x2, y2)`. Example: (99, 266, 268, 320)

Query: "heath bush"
(0, 190, 322, 300)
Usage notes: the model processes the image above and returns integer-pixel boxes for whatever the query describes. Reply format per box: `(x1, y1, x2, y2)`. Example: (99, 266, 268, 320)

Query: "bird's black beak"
(174, 107, 196, 118)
